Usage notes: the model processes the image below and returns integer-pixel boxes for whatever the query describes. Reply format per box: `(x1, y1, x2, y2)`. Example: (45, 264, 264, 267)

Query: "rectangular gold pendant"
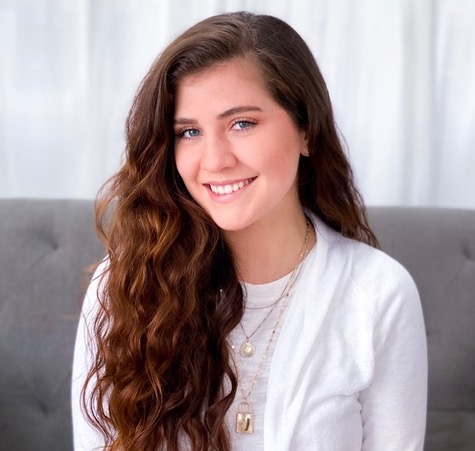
(236, 411, 254, 434)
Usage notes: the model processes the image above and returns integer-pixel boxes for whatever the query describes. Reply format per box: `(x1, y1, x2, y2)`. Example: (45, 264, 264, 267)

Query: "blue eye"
(232, 120, 255, 131)
(179, 128, 200, 139)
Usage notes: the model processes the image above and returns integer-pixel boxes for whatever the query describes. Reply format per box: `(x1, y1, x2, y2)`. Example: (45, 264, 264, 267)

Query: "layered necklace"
(232, 217, 311, 434)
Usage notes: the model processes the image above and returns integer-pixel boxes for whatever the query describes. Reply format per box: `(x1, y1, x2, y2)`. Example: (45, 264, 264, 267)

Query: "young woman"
(72, 11, 427, 451)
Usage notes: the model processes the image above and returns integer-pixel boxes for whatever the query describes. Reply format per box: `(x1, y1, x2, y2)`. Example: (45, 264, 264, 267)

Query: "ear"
(300, 133, 310, 157)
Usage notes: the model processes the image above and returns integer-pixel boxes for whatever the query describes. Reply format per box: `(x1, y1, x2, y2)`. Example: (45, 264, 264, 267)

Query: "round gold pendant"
(239, 340, 256, 358)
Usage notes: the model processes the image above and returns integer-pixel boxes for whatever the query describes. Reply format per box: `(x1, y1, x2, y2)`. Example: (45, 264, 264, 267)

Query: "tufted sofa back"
(368, 207, 475, 451)
(0, 199, 474, 450)
(0, 200, 104, 451)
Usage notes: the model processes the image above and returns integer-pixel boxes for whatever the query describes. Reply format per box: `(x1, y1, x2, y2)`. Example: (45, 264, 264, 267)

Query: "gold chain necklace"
(234, 218, 311, 434)
(235, 219, 310, 359)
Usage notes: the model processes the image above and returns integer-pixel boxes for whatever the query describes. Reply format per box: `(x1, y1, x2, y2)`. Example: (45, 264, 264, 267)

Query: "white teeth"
(209, 179, 251, 195)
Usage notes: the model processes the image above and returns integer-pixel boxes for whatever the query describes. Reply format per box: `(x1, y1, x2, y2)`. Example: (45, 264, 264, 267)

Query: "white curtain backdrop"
(1, 0, 474, 207)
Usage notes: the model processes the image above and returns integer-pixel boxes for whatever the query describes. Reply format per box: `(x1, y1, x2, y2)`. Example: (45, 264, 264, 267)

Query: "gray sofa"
(0, 199, 474, 451)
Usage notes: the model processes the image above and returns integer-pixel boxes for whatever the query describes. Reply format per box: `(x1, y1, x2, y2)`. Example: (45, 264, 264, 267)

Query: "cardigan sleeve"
(359, 266, 428, 451)
(71, 261, 108, 451)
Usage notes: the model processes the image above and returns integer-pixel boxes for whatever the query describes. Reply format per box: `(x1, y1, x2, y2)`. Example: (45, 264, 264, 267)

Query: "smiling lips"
(207, 177, 256, 195)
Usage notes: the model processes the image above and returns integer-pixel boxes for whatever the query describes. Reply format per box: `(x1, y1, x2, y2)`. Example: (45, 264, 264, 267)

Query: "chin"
(207, 213, 254, 233)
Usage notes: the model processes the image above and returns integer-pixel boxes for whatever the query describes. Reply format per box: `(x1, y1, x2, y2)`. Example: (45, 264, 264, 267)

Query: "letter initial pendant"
(236, 401, 254, 434)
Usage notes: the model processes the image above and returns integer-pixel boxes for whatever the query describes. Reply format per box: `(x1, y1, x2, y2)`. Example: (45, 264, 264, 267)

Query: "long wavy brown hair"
(84, 11, 378, 451)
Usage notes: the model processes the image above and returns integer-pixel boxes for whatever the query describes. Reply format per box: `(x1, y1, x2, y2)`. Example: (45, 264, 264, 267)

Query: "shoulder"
(312, 216, 420, 317)
(82, 257, 110, 318)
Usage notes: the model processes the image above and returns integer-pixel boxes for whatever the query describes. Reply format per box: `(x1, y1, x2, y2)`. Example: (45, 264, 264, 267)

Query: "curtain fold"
(1, 0, 473, 207)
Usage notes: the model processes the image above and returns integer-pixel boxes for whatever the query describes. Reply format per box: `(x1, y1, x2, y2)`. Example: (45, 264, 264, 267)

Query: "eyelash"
(175, 118, 257, 140)
(231, 118, 257, 131)
(176, 127, 199, 140)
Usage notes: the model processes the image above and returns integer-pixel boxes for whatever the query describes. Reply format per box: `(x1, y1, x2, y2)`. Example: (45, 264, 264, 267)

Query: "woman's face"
(174, 57, 307, 232)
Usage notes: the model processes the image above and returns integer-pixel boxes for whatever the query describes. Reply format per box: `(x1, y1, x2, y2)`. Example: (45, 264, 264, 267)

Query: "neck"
(224, 210, 315, 284)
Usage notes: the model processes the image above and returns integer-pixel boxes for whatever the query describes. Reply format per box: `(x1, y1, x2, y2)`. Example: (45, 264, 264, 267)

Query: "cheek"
(174, 149, 194, 184)
(269, 145, 301, 181)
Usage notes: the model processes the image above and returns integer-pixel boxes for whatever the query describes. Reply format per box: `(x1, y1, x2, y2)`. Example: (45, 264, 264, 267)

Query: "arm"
(360, 267, 428, 450)
(71, 261, 108, 451)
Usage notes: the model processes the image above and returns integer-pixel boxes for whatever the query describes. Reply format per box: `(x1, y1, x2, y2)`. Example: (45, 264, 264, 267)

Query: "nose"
(200, 135, 237, 173)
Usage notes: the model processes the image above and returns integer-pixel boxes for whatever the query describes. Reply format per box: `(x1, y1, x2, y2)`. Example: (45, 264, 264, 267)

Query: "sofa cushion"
(0, 199, 104, 451)
(368, 207, 475, 451)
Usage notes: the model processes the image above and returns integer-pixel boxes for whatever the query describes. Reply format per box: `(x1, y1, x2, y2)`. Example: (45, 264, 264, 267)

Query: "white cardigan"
(72, 215, 427, 450)
(261, 216, 427, 450)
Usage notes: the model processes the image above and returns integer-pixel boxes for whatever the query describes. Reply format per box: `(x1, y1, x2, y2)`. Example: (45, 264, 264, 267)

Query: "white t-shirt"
(227, 271, 295, 448)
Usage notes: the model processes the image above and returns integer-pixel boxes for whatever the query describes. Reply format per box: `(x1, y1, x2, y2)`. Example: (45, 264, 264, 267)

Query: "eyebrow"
(174, 105, 263, 125)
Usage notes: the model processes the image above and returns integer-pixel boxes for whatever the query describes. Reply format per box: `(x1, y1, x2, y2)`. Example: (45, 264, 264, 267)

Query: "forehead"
(174, 57, 272, 111)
